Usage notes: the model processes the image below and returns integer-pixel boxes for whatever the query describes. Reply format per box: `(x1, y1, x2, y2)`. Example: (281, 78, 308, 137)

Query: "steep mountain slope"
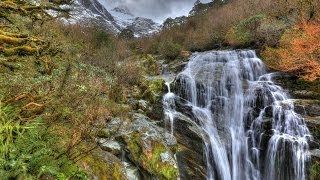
(73, 0, 121, 33)
(71, 0, 160, 36)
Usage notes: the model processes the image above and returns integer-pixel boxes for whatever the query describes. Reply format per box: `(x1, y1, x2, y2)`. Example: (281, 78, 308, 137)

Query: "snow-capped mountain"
(110, 5, 135, 29)
(68, 0, 121, 33)
(69, 0, 160, 36)
(112, 5, 134, 17)
(109, 5, 161, 36)
(127, 17, 160, 36)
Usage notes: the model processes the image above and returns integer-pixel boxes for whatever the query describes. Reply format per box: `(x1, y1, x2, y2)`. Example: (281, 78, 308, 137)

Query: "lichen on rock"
(122, 113, 179, 179)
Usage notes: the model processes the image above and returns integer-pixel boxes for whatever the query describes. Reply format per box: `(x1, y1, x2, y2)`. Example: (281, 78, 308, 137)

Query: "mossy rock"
(148, 79, 166, 95)
(142, 79, 166, 104)
(97, 128, 111, 138)
(310, 160, 320, 180)
(124, 131, 179, 179)
(80, 148, 127, 180)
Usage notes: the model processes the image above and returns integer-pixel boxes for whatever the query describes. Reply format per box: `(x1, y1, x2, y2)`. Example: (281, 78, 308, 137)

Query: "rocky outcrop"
(272, 73, 320, 100)
(126, 17, 160, 37)
(121, 113, 179, 179)
(80, 148, 127, 180)
(73, 0, 121, 32)
(173, 115, 207, 180)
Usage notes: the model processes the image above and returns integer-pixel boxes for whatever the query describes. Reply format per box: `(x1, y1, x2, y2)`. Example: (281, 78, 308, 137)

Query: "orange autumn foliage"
(263, 19, 320, 81)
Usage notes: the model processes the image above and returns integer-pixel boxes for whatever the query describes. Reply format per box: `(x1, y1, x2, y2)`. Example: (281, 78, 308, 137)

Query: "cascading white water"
(163, 82, 176, 134)
(163, 50, 311, 180)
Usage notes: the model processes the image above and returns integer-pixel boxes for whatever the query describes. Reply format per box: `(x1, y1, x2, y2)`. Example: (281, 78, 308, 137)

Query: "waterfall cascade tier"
(163, 50, 312, 180)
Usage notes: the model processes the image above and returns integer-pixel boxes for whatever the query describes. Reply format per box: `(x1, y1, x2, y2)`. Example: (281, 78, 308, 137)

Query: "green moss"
(142, 79, 165, 103)
(80, 147, 126, 180)
(144, 142, 178, 180)
(83, 155, 109, 179)
(126, 131, 143, 160)
(310, 161, 320, 180)
(125, 132, 178, 179)
(97, 129, 111, 138)
(149, 79, 165, 95)
(2, 46, 39, 56)
(0, 34, 27, 44)
(112, 162, 126, 180)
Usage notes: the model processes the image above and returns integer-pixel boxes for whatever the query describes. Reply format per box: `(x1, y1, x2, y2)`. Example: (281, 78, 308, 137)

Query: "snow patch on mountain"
(110, 5, 160, 36)
(66, 0, 160, 36)
(111, 5, 134, 29)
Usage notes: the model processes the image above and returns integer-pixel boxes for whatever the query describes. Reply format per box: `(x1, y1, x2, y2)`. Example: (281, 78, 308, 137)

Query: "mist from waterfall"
(163, 50, 311, 180)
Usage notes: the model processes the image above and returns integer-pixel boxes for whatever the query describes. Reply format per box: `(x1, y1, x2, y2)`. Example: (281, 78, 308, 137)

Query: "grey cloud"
(100, 0, 211, 23)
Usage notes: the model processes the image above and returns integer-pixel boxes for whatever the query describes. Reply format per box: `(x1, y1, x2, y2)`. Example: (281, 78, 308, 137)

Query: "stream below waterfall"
(163, 50, 312, 180)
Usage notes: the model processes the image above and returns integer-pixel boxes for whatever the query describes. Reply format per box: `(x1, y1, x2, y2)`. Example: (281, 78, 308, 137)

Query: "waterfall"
(163, 50, 311, 180)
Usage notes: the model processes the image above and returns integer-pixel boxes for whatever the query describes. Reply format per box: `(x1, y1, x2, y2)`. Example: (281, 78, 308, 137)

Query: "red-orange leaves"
(263, 19, 320, 81)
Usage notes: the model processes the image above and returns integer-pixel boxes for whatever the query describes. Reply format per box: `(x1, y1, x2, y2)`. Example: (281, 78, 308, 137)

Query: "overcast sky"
(98, 0, 211, 23)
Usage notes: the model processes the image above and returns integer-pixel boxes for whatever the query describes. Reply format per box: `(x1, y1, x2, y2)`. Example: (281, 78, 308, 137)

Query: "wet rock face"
(98, 139, 122, 156)
(174, 119, 207, 180)
(162, 79, 207, 179)
(294, 100, 320, 117)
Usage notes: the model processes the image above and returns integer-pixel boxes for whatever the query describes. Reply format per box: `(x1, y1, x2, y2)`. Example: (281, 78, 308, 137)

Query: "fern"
(0, 102, 87, 179)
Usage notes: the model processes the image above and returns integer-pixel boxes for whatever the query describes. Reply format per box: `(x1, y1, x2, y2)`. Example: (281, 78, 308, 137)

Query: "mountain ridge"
(73, 0, 160, 36)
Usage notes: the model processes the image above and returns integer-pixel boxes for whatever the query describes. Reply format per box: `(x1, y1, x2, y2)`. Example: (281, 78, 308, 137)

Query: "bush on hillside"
(262, 19, 320, 81)
(225, 14, 266, 46)
(256, 17, 289, 47)
(119, 28, 134, 40)
(159, 41, 182, 60)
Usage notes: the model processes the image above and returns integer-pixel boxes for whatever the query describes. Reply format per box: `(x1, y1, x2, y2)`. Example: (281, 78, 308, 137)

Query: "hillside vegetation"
(0, 0, 140, 178)
(0, 0, 320, 179)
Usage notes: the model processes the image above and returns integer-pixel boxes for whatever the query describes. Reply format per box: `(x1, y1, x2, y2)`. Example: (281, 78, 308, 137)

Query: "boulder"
(122, 113, 179, 179)
(98, 139, 122, 156)
(79, 148, 127, 180)
(123, 161, 141, 180)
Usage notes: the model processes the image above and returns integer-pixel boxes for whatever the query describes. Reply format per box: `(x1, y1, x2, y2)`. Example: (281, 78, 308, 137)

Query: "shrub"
(159, 41, 182, 60)
(310, 161, 320, 180)
(119, 28, 134, 40)
(116, 60, 143, 87)
(256, 17, 289, 47)
(225, 14, 266, 46)
(140, 54, 160, 76)
(262, 19, 320, 81)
